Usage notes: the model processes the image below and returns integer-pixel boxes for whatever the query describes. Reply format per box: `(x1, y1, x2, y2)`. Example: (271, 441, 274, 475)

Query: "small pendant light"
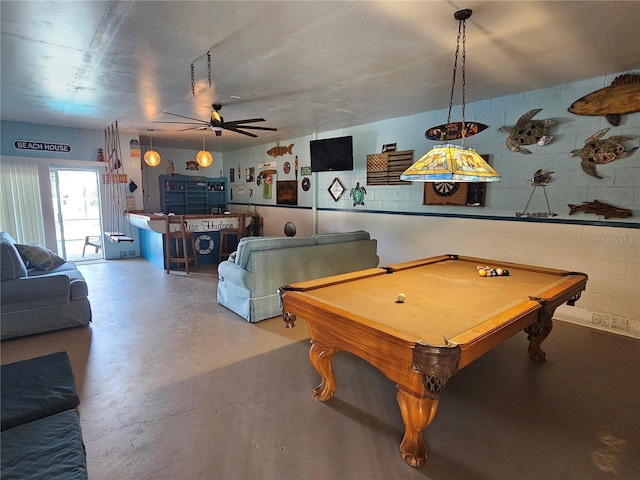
(196, 136, 214, 167)
(144, 136, 161, 167)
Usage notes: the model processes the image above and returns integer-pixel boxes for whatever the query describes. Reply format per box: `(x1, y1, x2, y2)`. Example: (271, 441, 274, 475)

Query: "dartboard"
(433, 182, 459, 197)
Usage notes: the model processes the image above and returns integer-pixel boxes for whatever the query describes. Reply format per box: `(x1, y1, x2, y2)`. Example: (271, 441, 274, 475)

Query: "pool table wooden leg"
(525, 299, 554, 362)
(309, 341, 339, 402)
(397, 386, 438, 468)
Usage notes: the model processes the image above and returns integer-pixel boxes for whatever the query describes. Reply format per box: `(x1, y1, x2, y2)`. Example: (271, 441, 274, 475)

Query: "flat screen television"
(310, 136, 353, 172)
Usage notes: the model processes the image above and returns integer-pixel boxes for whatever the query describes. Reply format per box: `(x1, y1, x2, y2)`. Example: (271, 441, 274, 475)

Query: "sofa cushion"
(23, 264, 88, 301)
(0, 232, 28, 280)
(1, 352, 80, 431)
(235, 236, 316, 268)
(313, 230, 370, 245)
(0, 409, 88, 480)
(16, 243, 65, 271)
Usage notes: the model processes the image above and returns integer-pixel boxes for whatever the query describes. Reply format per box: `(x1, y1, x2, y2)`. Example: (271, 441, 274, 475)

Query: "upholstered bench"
(1, 352, 88, 479)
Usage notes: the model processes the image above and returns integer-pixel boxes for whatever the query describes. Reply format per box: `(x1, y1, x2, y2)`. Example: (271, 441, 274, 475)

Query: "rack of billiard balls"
(477, 265, 510, 277)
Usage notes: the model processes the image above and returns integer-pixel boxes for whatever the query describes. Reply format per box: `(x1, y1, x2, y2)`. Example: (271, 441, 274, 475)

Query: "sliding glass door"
(51, 168, 103, 262)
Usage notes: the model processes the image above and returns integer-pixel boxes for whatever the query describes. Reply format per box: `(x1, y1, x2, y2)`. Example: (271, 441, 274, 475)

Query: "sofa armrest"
(1, 275, 70, 313)
(217, 260, 250, 288)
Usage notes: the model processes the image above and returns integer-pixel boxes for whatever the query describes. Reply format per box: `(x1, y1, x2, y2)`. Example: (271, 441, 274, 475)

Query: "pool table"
(278, 254, 588, 467)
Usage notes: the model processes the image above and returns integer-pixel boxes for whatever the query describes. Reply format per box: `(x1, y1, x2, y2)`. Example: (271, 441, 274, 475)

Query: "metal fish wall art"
(267, 143, 294, 158)
(498, 109, 559, 154)
(568, 200, 632, 219)
(568, 74, 640, 126)
(569, 128, 638, 179)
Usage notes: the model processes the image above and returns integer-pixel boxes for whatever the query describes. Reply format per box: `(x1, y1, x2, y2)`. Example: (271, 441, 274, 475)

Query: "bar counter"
(127, 212, 261, 269)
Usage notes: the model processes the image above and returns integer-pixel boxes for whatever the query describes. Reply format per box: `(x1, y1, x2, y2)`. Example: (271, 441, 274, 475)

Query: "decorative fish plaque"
(568, 200, 632, 219)
(568, 74, 640, 126)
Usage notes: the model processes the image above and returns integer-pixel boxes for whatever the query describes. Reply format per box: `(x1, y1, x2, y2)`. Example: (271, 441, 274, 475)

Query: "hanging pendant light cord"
(446, 12, 468, 145)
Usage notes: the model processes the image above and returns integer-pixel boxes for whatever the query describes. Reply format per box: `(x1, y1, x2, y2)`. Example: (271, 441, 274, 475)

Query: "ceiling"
(2, 1, 640, 152)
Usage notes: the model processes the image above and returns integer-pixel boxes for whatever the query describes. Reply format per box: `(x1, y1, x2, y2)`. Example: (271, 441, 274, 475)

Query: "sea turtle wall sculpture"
(350, 182, 367, 206)
(570, 128, 638, 179)
(498, 108, 559, 154)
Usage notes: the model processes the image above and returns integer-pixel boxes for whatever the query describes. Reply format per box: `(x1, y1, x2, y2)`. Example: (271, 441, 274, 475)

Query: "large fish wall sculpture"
(568, 200, 632, 219)
(570, 128, 638, 179)
(498, 108, 559, 154)
(568, 74, 640, 126)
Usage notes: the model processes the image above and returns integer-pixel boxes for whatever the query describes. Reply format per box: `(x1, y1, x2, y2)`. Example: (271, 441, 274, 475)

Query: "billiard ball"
(397, 293, 406, 303)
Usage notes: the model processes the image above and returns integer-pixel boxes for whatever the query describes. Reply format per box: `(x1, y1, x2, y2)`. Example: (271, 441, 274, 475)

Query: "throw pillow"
(0, 233, 28, 280)
(15, 243, 65, 271)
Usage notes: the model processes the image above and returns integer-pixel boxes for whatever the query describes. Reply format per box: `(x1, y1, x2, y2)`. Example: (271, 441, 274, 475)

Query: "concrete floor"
(1, 258, 639, 480)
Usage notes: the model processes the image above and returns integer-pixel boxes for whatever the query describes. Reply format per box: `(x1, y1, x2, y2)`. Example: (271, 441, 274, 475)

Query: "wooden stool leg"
(165, 230, 171, 274)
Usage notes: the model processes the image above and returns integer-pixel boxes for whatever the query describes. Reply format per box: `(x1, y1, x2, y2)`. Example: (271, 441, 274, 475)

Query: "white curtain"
(0, 160, 46, 244)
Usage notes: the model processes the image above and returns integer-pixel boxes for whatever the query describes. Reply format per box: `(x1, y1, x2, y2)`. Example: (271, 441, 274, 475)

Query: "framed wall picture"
(328, 177, 345, 202)
(276, 180, 298, 205)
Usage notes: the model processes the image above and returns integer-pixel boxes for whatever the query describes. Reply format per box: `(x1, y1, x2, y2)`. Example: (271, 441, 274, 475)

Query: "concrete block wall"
(223, 71, 639, 337)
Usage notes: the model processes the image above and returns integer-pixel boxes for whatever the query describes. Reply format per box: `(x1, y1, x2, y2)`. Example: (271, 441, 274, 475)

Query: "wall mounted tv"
(310, 135, 353, 172)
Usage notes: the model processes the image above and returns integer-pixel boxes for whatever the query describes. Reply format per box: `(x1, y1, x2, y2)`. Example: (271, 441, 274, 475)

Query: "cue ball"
(397, 293, 406, 303)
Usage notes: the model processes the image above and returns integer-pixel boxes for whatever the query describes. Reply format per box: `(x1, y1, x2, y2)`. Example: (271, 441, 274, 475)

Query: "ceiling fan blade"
(160, 111, 208, 123)
(223, 118, 267, 125)
(223, 126, 258, 138)
(178, 126, 207, 132)
(153, 121, 208, 125)
(231, 125, 278, 132)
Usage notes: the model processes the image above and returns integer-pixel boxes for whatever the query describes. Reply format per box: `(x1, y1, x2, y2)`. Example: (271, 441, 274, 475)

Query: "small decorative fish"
(528, 169, 554, 186)
(498, 108, 559, 154)
(570, 128, 638, 179)
(186, 160, 199, 170)
(568, 74, 640, 126)
(568, 200, 632, 219)
(267, 143, 294, 158)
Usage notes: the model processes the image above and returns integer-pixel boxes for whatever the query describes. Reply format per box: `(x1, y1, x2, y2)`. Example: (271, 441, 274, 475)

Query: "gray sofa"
(1, 232, 92, 340)
(217, 230, 379, 323)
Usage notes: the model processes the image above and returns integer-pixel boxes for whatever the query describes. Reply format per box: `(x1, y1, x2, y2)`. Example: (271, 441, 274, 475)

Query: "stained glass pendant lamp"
(144, 136, 161, 167)
(401, 9, 500, 183)
(196, 137, 214, 167)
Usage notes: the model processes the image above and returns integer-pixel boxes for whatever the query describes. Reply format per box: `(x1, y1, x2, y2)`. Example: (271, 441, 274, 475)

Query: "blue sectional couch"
(217, 230, 379, 323)
(1, 232, 92, 340)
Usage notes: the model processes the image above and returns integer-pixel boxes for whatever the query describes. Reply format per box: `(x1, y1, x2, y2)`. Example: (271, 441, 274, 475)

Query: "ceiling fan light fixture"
(144, 137, 161, 167)
(196, 137, 214, 167)
(401, 9, 500, 183)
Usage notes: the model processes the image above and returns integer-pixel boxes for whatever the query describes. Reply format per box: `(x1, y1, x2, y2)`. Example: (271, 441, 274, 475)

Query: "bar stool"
(165, 216, 198, 274)
(218, 228, 239, 263)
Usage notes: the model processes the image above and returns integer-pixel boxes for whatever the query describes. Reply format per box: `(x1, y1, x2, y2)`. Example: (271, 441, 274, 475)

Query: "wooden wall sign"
(277, 180, 298, 205)
(366, 149, 413, 186)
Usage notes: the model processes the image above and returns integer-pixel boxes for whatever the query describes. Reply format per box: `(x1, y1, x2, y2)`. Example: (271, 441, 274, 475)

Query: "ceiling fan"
(153, 103, 277, 138)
